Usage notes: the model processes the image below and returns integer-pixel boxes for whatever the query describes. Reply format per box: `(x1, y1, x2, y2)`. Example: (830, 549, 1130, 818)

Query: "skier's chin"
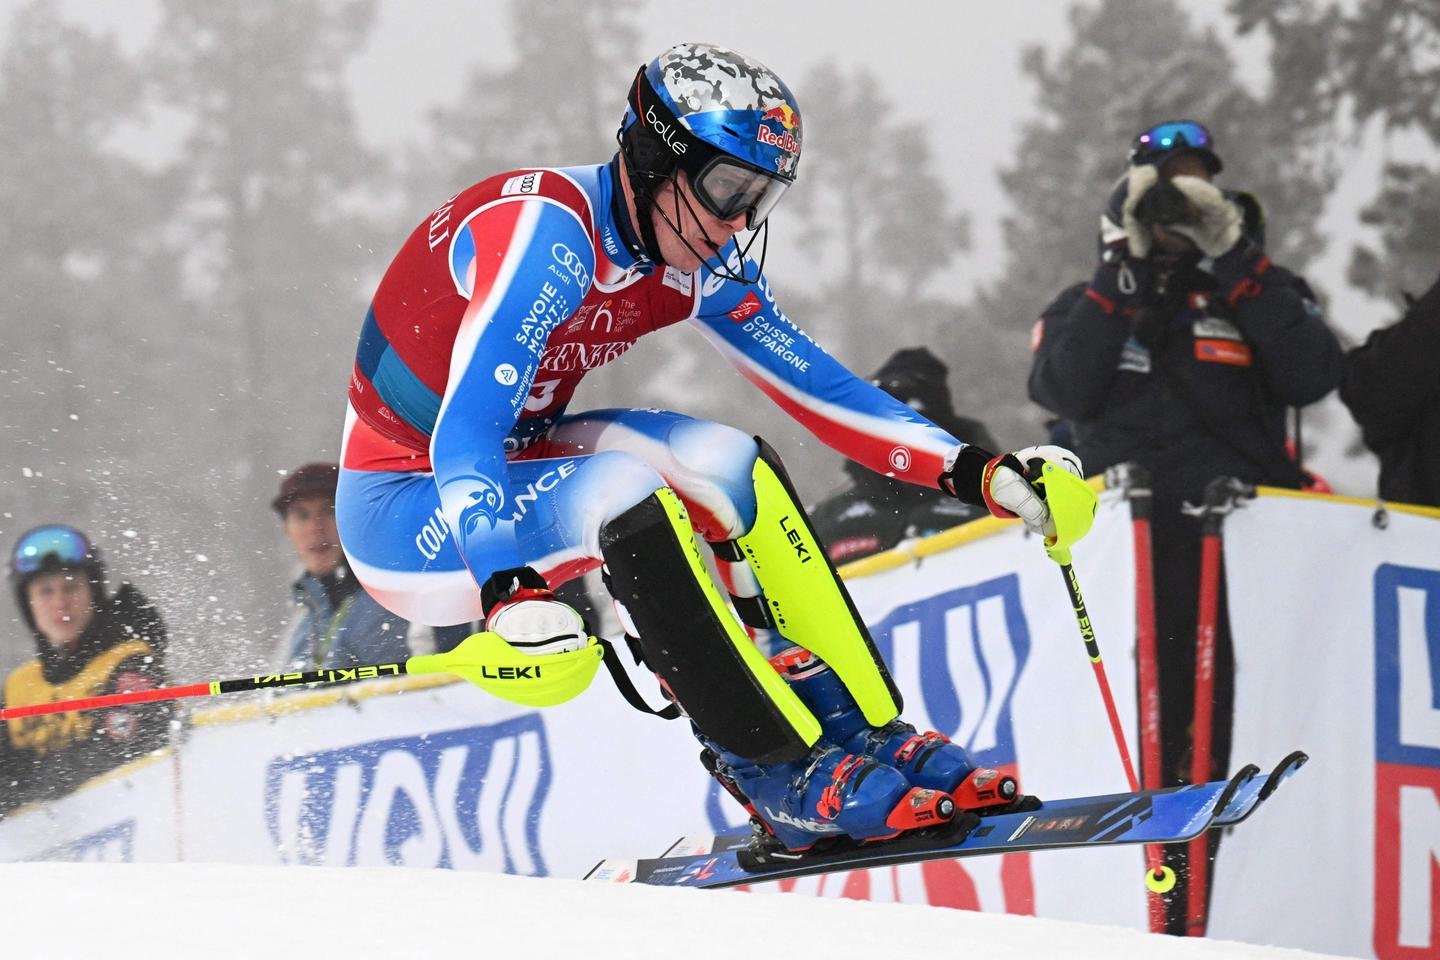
(663, 246, 704, 275)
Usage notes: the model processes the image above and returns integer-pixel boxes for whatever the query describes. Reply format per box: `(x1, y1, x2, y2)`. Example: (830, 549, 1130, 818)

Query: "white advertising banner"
(1210, 492, 1440, 960)
(0, 490, 1145, 925)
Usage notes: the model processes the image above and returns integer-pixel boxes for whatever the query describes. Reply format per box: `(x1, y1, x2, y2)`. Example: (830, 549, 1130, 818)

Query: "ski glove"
(481, 565, 589, 656)
(939, 444, 1084, 540)
(1119, 165, 1161, 259)
(1165, 175, 1244, 258)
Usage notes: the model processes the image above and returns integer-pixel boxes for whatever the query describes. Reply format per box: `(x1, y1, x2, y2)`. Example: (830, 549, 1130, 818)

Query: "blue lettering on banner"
(868, 576, 1031, 768)
(1374, 563, 1440, 767)
(1372, 563, 1440, 959)
(263, 715, 553, 874)
(704, 576, 1031, 832)
(29, 820, 136, 863)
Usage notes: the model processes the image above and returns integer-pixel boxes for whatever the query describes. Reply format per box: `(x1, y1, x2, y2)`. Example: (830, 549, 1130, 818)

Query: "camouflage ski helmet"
(620, 43, 802, 231)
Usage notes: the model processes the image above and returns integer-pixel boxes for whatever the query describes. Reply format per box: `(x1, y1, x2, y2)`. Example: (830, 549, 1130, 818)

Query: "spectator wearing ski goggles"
(8, 524, 106, 648)
(1128, 120, 1223, 176)
(3, 523, 172, 810)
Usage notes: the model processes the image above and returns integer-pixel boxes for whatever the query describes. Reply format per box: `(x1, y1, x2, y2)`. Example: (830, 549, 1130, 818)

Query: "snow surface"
(0, 862, 1358, 960)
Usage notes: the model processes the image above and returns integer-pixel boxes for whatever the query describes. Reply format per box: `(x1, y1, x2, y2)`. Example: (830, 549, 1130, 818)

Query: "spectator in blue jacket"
(274, 463, 413, 670)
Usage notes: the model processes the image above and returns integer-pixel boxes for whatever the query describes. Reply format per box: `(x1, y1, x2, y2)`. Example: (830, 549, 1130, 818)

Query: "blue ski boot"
(774, 647, 1022, 811)
(701, 738, 956, 852)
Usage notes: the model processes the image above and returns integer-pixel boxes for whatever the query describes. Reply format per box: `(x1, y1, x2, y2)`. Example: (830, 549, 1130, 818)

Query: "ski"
(691, 751, 1304, 857)
(585, 755, 1305, 889)
(1211, 751, 1307, 827)
(657, 751, 1305, 862)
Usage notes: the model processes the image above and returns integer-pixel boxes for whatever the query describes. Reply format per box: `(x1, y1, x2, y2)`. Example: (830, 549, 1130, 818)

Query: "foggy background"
(2, 0, 1435, 681)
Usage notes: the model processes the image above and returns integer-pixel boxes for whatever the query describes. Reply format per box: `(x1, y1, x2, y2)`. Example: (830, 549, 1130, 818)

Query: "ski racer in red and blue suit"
(336, 43, 1089, 852)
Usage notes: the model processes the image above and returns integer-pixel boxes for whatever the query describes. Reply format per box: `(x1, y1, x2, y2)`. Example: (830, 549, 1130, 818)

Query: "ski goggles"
(690, 156, 790, 228)
(1129, 121, 1214, 165)
(10, 524, 93, 576)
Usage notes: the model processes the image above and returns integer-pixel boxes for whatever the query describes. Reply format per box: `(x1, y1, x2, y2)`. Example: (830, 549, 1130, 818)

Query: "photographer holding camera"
(1027, 120, 1342, 933)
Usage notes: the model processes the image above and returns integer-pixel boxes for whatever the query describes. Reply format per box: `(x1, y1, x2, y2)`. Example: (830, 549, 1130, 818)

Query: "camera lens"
(1134, 181, 1191, 226)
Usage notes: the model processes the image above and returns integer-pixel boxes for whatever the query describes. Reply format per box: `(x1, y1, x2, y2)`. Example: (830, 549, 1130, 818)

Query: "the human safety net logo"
(704, 575, 1031, 833)
(1373, 563, 1440, 960)
(264, 715, 553, 874)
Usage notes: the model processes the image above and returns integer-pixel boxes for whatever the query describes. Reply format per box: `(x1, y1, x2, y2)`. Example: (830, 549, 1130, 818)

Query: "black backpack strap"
(598, 637, 680, 719)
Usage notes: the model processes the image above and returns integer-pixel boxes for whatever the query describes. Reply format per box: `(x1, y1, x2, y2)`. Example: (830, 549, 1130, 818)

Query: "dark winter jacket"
(812, 414, 997, 563)
(1340, 272, 1440, 508)
(1, 584, 170, 812)
(282, 562, 411, 671)
(1029, 242, 1343, 509)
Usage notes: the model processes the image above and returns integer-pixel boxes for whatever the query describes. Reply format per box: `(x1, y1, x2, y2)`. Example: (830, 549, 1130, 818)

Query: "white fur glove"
(1119, 165, 1160, 259)
(1166, 175, 1243, 258)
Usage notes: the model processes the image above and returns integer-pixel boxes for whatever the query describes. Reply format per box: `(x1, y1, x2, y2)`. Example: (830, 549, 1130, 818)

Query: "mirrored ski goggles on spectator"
(690, 157, 790, 228)
(11, 525, 92, 576)
(1130, 121, 1213, 164)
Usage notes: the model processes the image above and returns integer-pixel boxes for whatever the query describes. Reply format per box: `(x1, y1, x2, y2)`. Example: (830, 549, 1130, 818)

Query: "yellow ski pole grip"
(1037, 462, 1098, 563)
(407, 630, 604, 708)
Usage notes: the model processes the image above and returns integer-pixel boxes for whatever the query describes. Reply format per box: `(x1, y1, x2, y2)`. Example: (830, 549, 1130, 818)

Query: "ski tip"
(584, 858, 639, 883)
(1258, 750, 1309, 801)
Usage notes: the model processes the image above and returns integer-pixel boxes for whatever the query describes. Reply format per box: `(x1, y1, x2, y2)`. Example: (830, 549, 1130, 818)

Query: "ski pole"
(1053, 555, 1174, 894)
(1036, 463, 1173, 893)
(1055, 561, 1140, 791)
(0, 630, 605, 722)
(0, 662, 410, 722)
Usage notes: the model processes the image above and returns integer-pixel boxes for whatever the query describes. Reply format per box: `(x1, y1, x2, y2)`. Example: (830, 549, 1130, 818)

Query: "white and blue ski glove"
(939, 444, 1084, 541)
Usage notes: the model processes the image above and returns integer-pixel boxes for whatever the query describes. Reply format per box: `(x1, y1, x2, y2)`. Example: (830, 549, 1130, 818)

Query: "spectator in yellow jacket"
(2, 524, 170, 813)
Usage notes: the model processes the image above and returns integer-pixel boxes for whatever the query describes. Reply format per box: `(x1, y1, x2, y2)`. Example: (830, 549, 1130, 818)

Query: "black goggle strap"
(618, 130, 665, 266)
(619, 67, 689, 265)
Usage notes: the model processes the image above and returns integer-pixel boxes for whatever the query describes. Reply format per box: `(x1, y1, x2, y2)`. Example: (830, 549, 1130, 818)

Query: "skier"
(336, 42, 1091, 853)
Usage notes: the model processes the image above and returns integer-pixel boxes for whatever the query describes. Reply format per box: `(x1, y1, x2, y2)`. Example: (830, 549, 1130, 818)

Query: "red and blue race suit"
(337, 158, 967, 626)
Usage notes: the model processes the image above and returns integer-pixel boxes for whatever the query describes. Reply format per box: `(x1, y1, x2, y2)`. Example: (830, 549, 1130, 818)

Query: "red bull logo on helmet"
(757, 104, 800, 157)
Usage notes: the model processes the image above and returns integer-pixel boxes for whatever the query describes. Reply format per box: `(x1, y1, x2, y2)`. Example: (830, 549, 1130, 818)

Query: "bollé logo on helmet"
(645, 104, 688, 156)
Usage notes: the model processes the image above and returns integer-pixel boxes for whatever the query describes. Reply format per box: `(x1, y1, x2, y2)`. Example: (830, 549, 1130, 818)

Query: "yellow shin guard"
(733, 440, 902, 727)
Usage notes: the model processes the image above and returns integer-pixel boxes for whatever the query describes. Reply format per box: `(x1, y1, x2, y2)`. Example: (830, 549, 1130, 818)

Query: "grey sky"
(6, 1, 1386, 321)
(345, 0, 1071, 291)
(0, 0, 1408, 489)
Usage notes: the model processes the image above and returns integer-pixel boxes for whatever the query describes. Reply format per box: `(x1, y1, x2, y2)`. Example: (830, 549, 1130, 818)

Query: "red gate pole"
(1117, 464, 1167, 933)
(1186, 477, 1248, 937)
